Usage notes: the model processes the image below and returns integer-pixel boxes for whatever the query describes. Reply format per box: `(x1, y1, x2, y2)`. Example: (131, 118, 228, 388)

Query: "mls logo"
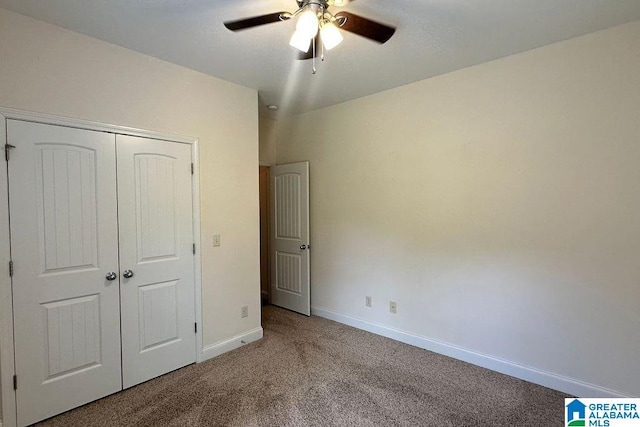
(566, 397, 640, 427)
(566, 399, 586, 426)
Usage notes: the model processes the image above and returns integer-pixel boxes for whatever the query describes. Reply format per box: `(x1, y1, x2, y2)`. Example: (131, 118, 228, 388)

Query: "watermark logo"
(565, 398, 640, 427)
(566, 399, 587, 426)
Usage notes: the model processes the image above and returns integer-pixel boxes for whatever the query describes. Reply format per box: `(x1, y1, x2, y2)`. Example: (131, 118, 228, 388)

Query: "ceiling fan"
(223, 0, 396, 61)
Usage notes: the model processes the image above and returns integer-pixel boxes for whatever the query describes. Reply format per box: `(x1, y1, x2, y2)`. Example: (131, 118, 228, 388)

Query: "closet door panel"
(116, 135, 196, 388)
(8, 120, 122, 426)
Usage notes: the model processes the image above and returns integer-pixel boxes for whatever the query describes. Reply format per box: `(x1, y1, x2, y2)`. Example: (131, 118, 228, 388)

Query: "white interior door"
(270, 162, 310, 316)
(8, 120, 122, 426)
(116, 135, 196, 388)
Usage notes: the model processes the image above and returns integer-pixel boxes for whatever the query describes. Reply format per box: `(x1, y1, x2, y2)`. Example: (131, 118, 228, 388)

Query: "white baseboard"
(311, 306, 632, 398)
(200, 327, 263, 362)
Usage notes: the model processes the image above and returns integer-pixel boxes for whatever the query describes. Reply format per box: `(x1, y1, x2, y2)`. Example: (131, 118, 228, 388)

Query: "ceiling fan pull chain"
(321, 7, 326, 61)
(312, 36, 317, 74)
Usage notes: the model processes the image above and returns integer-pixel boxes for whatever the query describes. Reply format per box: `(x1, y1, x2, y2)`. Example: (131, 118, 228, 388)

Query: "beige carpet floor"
(38, 305, 566, 426)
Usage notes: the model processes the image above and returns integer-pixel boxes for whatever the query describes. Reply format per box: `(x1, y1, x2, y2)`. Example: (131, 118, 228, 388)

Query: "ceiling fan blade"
(224, 12, 289, 31)
(334, 11, 395, 44)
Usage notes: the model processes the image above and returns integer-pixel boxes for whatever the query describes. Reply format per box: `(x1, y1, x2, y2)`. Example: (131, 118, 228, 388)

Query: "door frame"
(0, 107, 204, 427)
(259, 165, 270, 304)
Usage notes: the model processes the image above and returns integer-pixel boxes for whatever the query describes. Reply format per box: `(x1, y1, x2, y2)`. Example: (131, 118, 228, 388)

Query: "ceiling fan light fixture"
(289, 29, 312, 52)
(223, 1, 397, 73)
(296, 9, 319, 38)
(320, 21, 343, 50)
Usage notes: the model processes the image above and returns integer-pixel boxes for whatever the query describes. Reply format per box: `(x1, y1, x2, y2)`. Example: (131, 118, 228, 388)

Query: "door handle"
(105, 272, 117, 281)
(300, 244, 308, 250)
(123, 270, 134, 279)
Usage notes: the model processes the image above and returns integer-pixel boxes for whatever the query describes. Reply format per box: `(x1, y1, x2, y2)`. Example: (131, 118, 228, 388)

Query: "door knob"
(300, 244, 307, 250)
(123, 270, 134, 279)
(105, 272, 117, 281)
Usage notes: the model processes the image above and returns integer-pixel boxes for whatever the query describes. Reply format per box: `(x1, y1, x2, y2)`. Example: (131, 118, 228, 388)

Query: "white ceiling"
(1, 0, 640, 118)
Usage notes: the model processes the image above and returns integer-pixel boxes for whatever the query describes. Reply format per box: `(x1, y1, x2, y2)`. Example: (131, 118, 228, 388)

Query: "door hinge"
(191, 163, 194, 175)
(194, 323, 198, 333)
(13, 374, 17, 390)
(192, 243, 196, 255)
(5, 144, 16, 161)
(9, 260, 13, 277)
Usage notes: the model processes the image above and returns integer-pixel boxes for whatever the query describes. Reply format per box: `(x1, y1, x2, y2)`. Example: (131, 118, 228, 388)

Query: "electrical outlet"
(365, 296, 372, 307)
(213, 234, 221, 247)
(389, 301, 397, 314)
(241, 305, 248, 318)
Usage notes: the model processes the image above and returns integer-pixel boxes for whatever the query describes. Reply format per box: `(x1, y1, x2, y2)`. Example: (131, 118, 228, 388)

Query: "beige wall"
(277, 21, 640, 396)
(0, 8, 260, 415)
(259, 116, 277, 165)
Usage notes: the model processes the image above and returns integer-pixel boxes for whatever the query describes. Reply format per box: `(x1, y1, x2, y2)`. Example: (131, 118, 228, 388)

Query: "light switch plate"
(213, 234, 221, 247)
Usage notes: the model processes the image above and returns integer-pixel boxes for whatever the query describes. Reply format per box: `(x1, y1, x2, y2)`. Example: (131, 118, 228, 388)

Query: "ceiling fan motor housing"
(297, 0, 330, 10)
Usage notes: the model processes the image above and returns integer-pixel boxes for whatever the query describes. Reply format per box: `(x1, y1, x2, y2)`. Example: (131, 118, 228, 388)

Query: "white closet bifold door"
(7, 121, 198, 426)
(8, 120, 122, 427)
(116, 135, 196, 389)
